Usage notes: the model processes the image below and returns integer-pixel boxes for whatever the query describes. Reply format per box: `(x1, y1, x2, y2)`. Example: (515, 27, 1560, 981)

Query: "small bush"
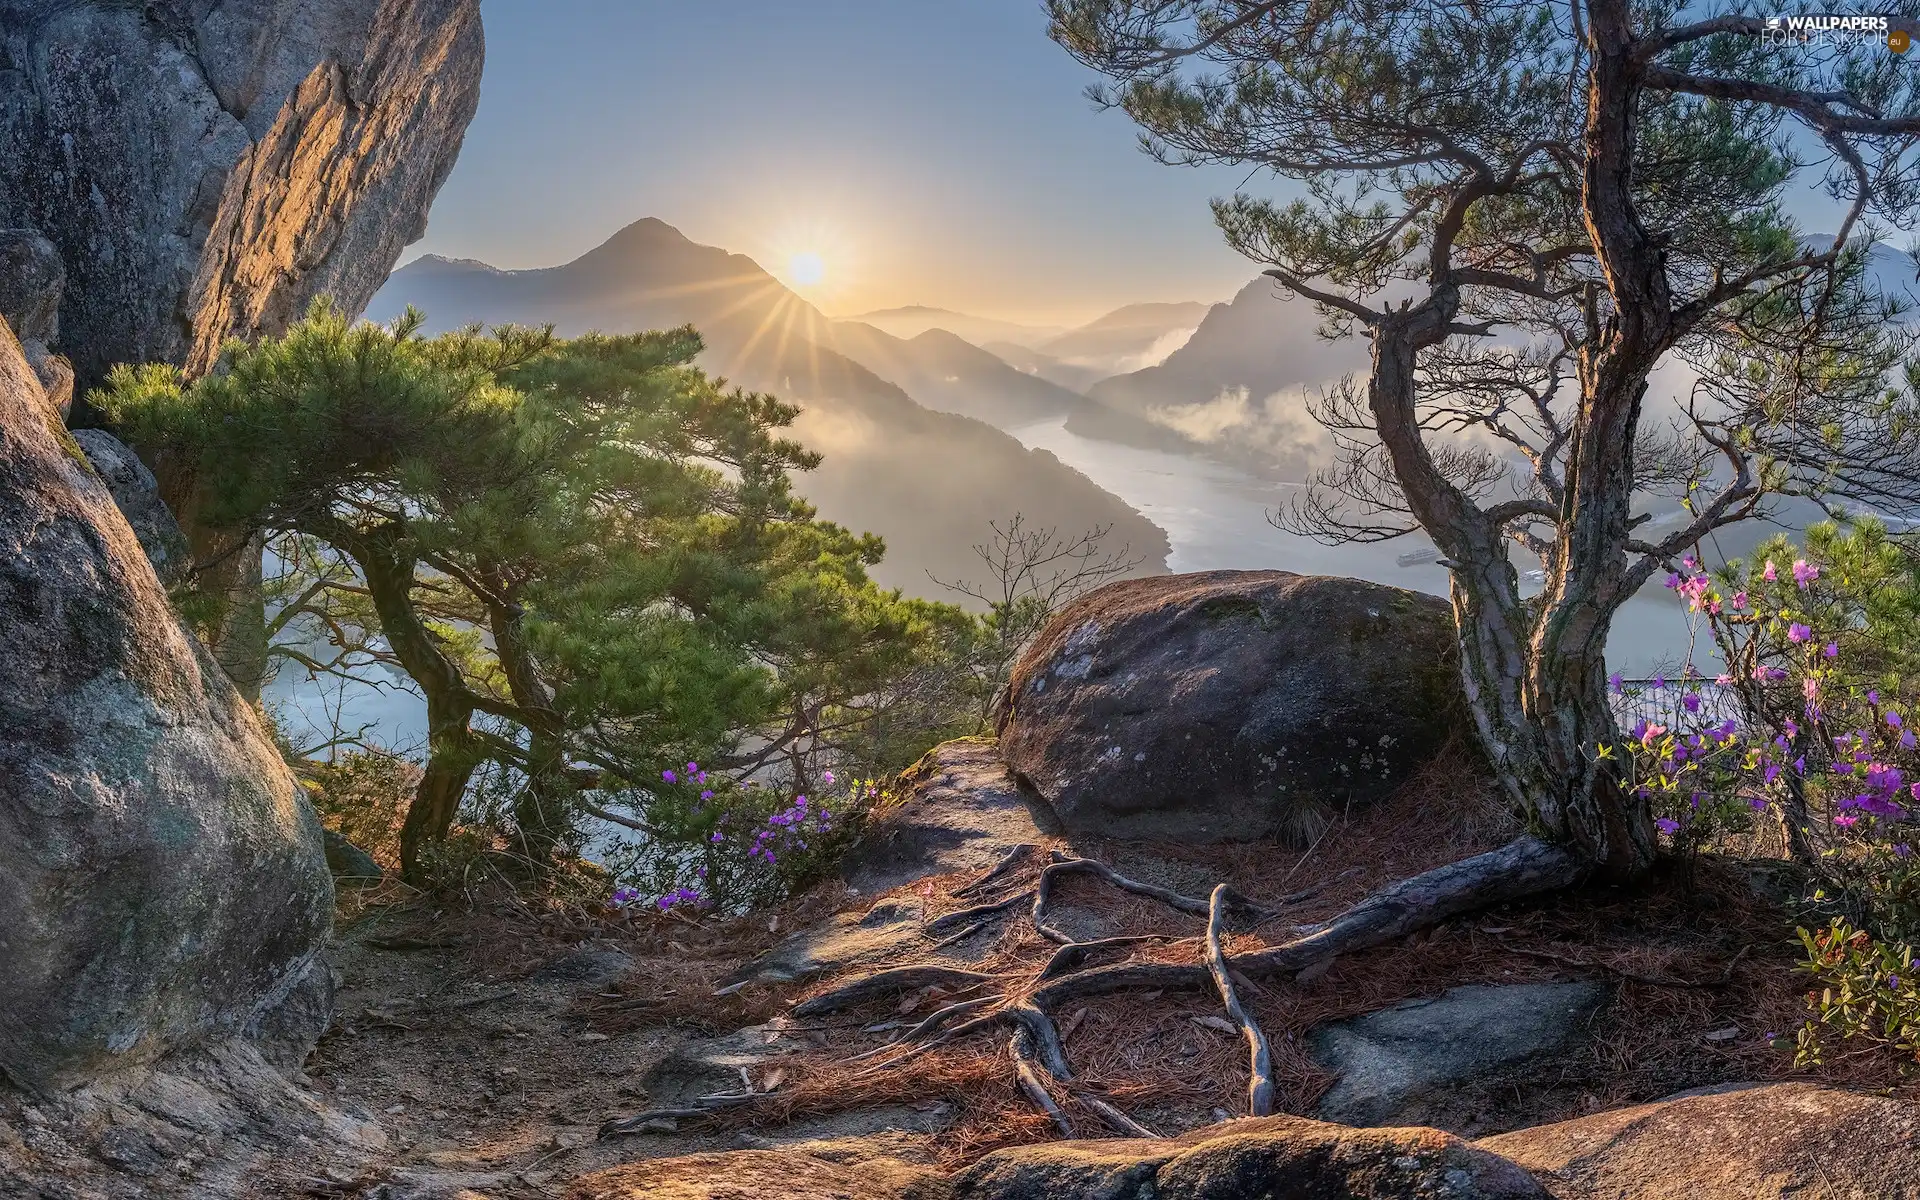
(1794, 918, 1919, 1067)
(300, 749, 421, 869)
(1618, 521, 1920, 1068)
(595, 763, 891, 914)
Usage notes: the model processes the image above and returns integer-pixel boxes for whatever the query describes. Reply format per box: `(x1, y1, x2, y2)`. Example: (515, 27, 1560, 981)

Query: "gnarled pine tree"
(1052, 0, 1920, 883)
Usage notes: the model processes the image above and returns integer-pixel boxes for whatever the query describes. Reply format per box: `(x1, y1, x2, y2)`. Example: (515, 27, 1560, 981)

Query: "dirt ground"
(263, 756, 1913, 1198)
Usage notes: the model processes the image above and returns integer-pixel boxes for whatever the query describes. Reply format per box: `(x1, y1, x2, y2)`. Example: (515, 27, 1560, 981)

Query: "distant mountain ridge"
(370, 220, 1172, 594)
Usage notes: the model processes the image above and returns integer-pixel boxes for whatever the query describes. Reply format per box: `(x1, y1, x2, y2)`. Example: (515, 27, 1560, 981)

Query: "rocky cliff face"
(0, 315, 334, 1091)
(0, 0, 484, 391)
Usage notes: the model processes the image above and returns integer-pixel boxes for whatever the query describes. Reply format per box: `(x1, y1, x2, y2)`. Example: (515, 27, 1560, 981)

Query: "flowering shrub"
(1794, 918, 1920, 1067)
(599, 763, 888, 914)
(1610, 521, 1920, 1067)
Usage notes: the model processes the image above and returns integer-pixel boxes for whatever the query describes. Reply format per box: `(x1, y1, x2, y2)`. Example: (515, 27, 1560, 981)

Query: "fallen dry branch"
(599, 1091, 759, 1138)
(1204, 883, 1275, 1117)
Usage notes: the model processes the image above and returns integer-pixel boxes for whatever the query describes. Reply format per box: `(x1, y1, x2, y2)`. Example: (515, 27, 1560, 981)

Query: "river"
(1006, 414, 1703, 676)
(268, 419, 1709, 754)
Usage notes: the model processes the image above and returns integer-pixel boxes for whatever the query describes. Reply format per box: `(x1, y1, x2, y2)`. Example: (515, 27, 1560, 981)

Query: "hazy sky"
(411, 2, 1878, 326)
(406, 0, 1263, 324)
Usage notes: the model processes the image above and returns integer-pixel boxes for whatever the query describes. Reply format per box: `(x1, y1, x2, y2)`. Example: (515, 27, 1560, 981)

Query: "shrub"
(1614, 521, 1920, 1068)
(596, 765, 889, 914)
(299, 749, 421, 869)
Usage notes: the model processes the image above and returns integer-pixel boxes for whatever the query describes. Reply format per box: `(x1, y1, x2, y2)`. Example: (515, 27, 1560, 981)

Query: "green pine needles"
(98, 302, 976, 883)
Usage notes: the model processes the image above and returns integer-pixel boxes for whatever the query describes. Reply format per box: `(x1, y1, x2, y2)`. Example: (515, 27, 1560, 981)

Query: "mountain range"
(367, 220, 1173, 595)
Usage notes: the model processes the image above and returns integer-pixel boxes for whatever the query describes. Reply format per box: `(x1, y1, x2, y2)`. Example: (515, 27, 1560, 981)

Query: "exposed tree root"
(1009, 1030, 1072, 1137)
(926, 891, 1035, 936)
(1204, 884, 1275, 1117)
(1038, 935, 1183, 981)
(1029, 835, 1583, 1010)
(1078, 1094, 1160, 1138)
(952, 843, 1040, 899)
(1030, 852, 1267, 945)
(792, 965, 996, 1018)
(925, 919, 992, 953)
(848, 995, 1003, 1062)
(603, 834, 1587, 1140)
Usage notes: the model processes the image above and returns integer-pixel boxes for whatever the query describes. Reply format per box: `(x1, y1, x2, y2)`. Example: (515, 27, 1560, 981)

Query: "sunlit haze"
(401, 0, 1265, 323)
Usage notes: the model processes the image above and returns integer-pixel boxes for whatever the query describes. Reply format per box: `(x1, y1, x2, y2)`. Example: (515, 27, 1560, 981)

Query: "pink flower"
(1788, 623, 1812, 643)
(1792, 559, 1819, 588)
(1731, 591, 1749, 610)
(1763, 560, 1778, 582)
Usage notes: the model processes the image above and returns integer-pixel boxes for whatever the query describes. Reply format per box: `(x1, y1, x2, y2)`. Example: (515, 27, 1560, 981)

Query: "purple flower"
(1890, 711, 1905, 729)
(1824, 642, 1839, 658)
(687, 761, 699, 773)
(1652, 674, 1666, 691)
(1656, 817, 1681, 836)
(710, 831, 725, 843)
(662, 769, 677, 784)
(1895, 843, 1913, 859)
(1787, 623, 1812, 643)
(1867, 690, 1881, 706)
(1792, 559, 1819, 588)
(1683, 692, 1702, 714)
(700, 789, 714, 800)
(1834, 813, 1859, 828)
(822, 770, 835, 785)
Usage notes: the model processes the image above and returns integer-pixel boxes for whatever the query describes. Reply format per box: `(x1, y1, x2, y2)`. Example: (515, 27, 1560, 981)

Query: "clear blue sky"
(406, 0, 1262, 323)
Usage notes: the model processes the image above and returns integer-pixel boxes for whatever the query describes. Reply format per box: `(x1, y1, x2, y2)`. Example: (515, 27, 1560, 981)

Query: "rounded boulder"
(998, 570, 1473, 842)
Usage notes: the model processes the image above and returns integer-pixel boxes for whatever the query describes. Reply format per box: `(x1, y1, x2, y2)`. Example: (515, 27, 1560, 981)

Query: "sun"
(787, 251, 826, 288)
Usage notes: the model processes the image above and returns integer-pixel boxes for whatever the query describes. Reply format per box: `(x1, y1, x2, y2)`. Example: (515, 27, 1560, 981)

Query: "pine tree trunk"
(347, 526, 485, 882)
(1367, 306, 1656, 882)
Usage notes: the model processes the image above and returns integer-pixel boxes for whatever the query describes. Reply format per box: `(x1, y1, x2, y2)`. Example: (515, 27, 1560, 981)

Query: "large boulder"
(1477, 1082, 1920, 1199)
(952, 1115, 1550, 1200)
(0, 0, 485, 392)
(0, 319, 333, 1090)
(998, 571, 1473, 842)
